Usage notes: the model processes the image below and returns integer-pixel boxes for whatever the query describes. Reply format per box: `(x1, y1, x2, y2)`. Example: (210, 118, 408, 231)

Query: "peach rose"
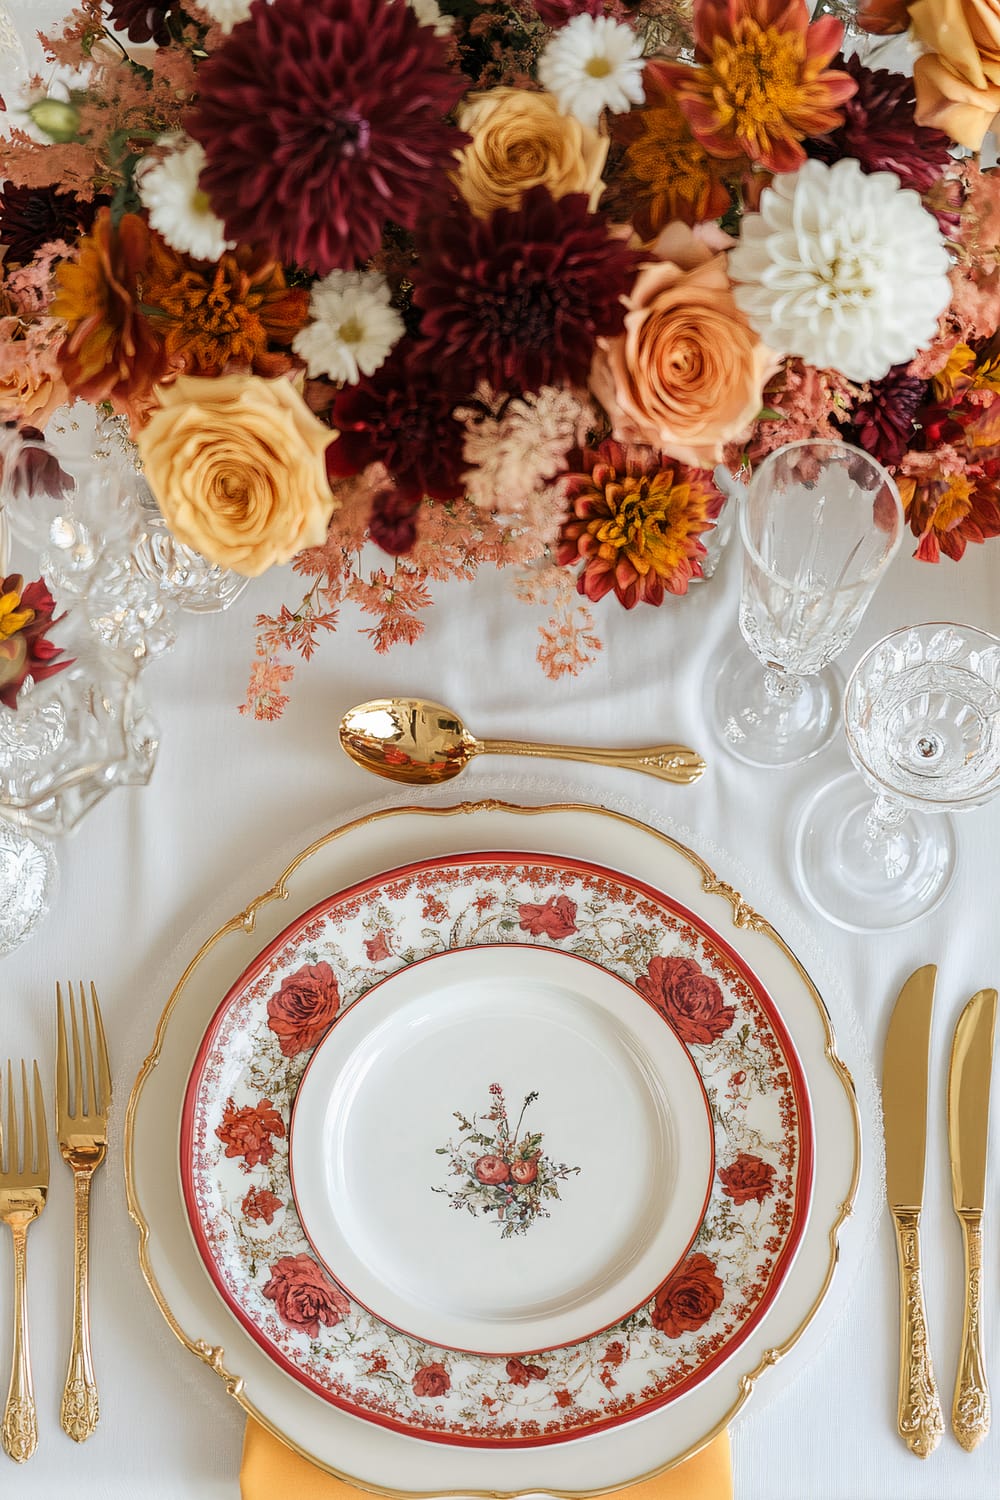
(591, 222, 779, 469)
(453, 88, 609, 218)
(912, 0, 1000, 149)
(0, 319, 69, 431)
(137, 373, 337, 577)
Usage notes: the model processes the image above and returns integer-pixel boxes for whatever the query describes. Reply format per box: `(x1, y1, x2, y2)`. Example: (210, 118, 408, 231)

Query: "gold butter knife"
(883, 963, 943, 1458)
(948, 986, 997, 1452)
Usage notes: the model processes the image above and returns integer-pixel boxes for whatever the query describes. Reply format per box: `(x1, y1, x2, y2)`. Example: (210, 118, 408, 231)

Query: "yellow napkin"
(241, 1418, 732, 1500)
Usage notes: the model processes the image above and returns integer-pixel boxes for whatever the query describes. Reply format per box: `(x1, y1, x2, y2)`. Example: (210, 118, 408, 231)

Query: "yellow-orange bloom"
(657, 0, 856, 173)
(453, 88, 608, 218)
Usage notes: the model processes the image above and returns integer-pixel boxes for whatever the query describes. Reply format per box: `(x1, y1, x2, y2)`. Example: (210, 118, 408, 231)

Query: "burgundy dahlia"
(0, 184, 101, 266)
(531, 0, 601, 25)
(188, 0, 465, 274)
(807, 55, 952, 194)
(327, 347, 466, 503)
(106, 0, 185, 44)
(845, 365, 929, 467)
(413, 186, 637, 393)
(368, 489, 421, 556)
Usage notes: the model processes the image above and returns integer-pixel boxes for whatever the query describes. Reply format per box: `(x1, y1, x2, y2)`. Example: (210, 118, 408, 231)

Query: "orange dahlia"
(610, 62, 734, 237)
(145, 239, 309, 378)
(52, 209, 167, 423)
(657, 0, 856, 173)
(557, 441, 724, 607)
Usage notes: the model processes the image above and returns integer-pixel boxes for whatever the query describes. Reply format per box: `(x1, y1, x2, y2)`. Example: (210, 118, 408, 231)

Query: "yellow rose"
(137, 374, 337, 577)
(911, 0, 1000, 147)
(453, 88, 609, 219)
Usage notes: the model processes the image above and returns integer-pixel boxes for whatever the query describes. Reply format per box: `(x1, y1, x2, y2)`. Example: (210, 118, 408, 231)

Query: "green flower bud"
(27, 98, 80, 143)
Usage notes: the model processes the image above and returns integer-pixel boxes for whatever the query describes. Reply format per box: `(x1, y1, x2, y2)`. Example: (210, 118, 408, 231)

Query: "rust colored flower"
(364, 930, 392, 963)
(412, 1362, 451, 1397)
(517, 894, 578, 939)
(651, 1252, 724, 1336)
(719, 1152, 777, 1205)
(52, 209, 167, 423)
(657, 0, 856, 173)
(636, 954, 735, 1044)
(261, 1253, 350, 1337)
(557, 442, 724, 608)
(267, 961, 341, 1056)
(145, 239, 309, 378)
(241, 1186, 283, 1225)
(611, 62, 734, 236)
(0, 575, 71, 710)
(900, 466, 1000, 562)
(506, 1357, 548, 1385)
(215, 1096, 285, 1168)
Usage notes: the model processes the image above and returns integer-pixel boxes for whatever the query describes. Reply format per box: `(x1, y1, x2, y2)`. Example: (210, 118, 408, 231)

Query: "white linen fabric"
(0, 527, 997, 1499)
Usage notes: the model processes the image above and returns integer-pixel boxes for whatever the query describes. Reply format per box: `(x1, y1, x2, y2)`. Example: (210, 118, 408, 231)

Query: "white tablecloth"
(2, 523, 999, 1499)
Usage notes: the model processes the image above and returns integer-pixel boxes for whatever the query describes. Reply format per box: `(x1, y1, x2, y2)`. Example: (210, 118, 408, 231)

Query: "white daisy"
(196, 0, 255, 31)
(137, 136, 234, 262)
(537, 15, 644, 130)
(407, 0, 455, 34)
(293, 271, 404, 385)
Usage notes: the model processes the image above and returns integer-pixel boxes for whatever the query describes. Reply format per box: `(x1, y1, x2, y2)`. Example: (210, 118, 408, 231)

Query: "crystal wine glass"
(710, 440, 905, 767)
(793, 623, 1000, 932)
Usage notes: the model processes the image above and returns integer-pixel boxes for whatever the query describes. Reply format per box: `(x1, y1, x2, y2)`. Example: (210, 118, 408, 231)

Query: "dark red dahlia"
(807, 54, 951, 194)
(188, 0, 465, 274)
(413, 186, 637, 393)
(106, 0, 185, 45)
(327, 347, 466, 503)
(844, 366, 929, 467)
(0, 184, 101, 266)
(369, 488, 421, 555)
(531, 0, 601, 25)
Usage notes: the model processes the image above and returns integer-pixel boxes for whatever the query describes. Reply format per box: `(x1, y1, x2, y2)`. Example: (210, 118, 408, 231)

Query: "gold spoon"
(339, 698, 706, 787)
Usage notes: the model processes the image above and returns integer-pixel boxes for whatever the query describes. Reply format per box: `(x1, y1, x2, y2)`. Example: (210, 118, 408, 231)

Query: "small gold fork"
(56, 981, 111, 1443)
(0, 1059, 48, 1463)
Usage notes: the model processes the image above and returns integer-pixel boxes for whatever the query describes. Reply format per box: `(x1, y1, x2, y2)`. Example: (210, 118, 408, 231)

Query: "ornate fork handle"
(61, 1171, 99, 1442)
(953, 1210, 990, 1451)
(2, 1224, 37, 1463)
(892, 1208, 943, 1458)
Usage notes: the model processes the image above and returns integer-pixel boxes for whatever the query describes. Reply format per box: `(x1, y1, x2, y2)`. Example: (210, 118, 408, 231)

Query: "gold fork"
(0, 1059, 48, 1463)
(56, 981, 111, 1443)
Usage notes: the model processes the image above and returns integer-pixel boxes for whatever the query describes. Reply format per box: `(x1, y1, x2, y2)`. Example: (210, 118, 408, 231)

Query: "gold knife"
(883, 963, 943, 1458)
(948, 986, 997, 1452)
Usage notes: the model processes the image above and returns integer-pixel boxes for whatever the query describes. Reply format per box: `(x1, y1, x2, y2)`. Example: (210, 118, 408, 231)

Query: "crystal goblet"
(793, 623, 1000, 932)
(710, 440, 904, 767)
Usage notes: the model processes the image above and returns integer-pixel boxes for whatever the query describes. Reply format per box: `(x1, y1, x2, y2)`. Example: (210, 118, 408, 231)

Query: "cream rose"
(137, 373, 337, 577)
(591, 222, 780, 468)
(912, 0, 1000, 149)
(453, 87, 609, 218)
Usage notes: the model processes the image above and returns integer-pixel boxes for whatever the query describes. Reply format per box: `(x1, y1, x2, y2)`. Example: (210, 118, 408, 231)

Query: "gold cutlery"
(0, 1060, 48, 1463)
(340, 697, 706, 787)
(947, 986, 997, 1452)
(883, 963, 943, 1458)
(56, 981, 111, 1443)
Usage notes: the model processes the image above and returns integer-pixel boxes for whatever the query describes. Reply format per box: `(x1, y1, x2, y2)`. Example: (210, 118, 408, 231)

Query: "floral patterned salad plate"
(129, 801, 859, 1495)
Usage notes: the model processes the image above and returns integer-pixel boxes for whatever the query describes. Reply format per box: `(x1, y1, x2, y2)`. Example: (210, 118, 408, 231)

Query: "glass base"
(792, 772, 956, 933)
(0, 822, 58, 955)
(709, 645, 841, 768)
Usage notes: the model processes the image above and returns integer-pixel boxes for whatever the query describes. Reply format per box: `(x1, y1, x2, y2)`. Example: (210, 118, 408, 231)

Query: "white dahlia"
(537, 15, 644, 130)
(137, 136, 234, 261)
(195, 0, 254, 29)
(728, 158, 951, 384)
(293, 270, 404, 385)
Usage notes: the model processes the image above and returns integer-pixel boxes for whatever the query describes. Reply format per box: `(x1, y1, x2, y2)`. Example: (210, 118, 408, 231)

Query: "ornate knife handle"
(2, 1224, 37, 1463)
(61, 1171, 99, 1442)
(953, 1210, 990, 1451)
(892, 1209, 943, 1458)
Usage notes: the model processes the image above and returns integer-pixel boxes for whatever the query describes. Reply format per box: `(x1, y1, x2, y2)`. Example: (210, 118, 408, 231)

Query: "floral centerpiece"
(1, 0, 999, 715)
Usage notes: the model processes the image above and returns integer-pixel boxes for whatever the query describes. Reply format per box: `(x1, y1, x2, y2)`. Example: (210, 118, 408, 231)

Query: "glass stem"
(763, 667, 804, 703)
(864, 793, 908, 848)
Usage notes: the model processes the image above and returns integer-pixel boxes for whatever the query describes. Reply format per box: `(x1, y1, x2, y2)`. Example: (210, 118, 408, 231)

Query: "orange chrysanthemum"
(52, 208, 167, 422)
(557, 441, 724, 607)
(899, 467, 1000, 562)
(657, 0, 856, 173)
(611, 62, 734, 237)
(145, 239, 310, 378)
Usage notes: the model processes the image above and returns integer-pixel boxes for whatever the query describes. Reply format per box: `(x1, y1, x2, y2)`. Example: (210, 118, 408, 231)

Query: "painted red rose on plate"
(413, 1362, 451, 1397)
(266, 961, 341, 1056)
(636, 955, 735, 1044)
(517, 894, 578, 940)
(261, 1253, 350, 1338)
(506, 1357, 548, 1385)
(364, 930, 392, 962)
(242, 1186, 283, 1225)
(719, 1151, 777, 1206)
(651, 1252, 724, 1337)
(215, 1096, 285, 1168)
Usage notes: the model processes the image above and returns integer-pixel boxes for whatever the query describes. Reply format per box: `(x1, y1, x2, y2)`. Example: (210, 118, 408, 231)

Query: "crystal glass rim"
(737, 438, 904, 591)
(843, 619, 1000, 808)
